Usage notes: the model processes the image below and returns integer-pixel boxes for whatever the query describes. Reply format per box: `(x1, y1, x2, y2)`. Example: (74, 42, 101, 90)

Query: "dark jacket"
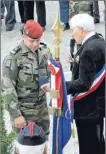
(66, 33, 105, 119)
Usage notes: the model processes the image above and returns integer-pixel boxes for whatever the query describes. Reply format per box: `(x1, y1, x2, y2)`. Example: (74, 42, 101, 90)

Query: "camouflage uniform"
(78, 1, 93, 15)
(1, 41, 51, 135)
(69, 1, 93, 18)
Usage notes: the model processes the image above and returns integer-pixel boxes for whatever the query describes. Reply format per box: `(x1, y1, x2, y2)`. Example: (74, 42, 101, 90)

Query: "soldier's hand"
(40, 82, 50, 92)
(14, 116, 27, 129)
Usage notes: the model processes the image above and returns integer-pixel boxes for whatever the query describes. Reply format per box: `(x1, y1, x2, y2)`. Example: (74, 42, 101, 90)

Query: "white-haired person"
(65, 13, 105, 154)
(40, 13, 105, 154)
(16, 122, 47, 154)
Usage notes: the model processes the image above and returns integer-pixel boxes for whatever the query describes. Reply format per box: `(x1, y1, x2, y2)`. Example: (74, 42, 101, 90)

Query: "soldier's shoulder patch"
(10, 46, 22, 55)
(5, 59, 12, 68)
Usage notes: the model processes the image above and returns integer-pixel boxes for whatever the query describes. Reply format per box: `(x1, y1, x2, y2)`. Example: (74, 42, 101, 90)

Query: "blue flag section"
(50, 60, 72, 154)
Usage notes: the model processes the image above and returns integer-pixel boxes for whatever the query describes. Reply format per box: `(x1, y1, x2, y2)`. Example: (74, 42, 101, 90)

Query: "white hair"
(16, 142, 47, 154)
(69, 13, 95, 32)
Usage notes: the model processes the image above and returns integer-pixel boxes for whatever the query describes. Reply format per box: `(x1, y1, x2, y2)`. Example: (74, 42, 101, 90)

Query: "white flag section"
(49, 116, 79, 154)
(62, 124, 79, 154)
(51, 74, 58, 108)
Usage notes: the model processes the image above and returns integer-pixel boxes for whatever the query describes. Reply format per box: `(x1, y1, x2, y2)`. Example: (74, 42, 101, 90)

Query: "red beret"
(24, 20, 43, 39)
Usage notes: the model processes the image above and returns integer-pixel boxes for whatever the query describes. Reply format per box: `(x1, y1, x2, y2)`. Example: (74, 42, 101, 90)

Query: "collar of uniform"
(20, 41, 31, 53)
(82, 31, 96, 45)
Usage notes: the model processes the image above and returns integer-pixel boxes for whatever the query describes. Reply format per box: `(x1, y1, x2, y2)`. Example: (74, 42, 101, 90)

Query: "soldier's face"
(70, 27, 84, 44)
(23, 35, 41, 52)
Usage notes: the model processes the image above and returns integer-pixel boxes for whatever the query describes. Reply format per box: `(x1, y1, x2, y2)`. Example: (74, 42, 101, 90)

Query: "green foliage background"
(0, 99, 17, 154)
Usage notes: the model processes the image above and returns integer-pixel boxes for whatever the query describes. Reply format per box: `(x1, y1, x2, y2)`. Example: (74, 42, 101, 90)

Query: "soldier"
(1, 20, 51, 154)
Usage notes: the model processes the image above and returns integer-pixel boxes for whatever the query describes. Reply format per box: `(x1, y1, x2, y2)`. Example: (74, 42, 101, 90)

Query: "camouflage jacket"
(1, 41, 51, 119)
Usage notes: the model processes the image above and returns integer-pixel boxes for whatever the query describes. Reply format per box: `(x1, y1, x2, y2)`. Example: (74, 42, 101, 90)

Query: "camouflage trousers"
(69, 1, 93, 18)
(10, 104, 50, 137)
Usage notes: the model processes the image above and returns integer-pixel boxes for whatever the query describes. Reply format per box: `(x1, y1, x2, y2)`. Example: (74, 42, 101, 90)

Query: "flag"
(48, 57, 72, 154)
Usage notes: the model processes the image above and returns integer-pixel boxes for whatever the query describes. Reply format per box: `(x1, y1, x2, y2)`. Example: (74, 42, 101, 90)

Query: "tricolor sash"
(70, 64, 106, 121)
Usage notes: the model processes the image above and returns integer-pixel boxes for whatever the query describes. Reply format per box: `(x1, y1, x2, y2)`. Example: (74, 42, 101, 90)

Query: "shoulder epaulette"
(40, 42, 47, 47)
(10, 46, 22, 55)
(39, 42, 52, 56)
(39, 42, 47, 51)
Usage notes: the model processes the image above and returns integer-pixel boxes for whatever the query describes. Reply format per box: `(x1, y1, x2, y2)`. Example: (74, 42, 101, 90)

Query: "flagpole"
(49, 8, 63, 154)
(52, 10, 63, 154)
(52, 9, 63, 60)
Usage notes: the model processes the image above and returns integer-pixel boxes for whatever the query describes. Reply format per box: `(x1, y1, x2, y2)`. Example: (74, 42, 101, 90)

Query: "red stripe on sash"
(75, 73, 105, 101)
